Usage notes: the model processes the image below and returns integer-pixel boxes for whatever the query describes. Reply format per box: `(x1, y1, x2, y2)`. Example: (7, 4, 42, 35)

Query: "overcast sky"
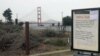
(0, 0, 100, 22)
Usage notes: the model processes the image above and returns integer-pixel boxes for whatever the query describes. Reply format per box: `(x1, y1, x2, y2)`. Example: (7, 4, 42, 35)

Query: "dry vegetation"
(0, 22, 71, 56)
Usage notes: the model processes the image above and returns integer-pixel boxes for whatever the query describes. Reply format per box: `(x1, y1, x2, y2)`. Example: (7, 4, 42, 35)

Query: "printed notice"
(73, 10, 99, 51)
(90, 10, 99, 20)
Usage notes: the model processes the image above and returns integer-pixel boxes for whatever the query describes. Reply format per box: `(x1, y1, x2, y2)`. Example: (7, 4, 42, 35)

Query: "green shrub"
(0, 33, 17, 51)
(44, 30, 57, 37)
(0, 38, 12, 51)
(45, 39, 66, 46)
(18, 22, 24, 26)
(21, 33, 44, 50)
(54, 39, 66, 46)
(0, 24, 23, 51)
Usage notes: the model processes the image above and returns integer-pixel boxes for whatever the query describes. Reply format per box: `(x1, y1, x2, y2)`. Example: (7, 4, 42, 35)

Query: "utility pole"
(62, 12, 63, 19)
(61, 12, 64, 31)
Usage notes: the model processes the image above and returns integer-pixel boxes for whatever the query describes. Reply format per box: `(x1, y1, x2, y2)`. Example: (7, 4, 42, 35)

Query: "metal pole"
(25, 22, 30, 55)
(91, 53, 94, 56)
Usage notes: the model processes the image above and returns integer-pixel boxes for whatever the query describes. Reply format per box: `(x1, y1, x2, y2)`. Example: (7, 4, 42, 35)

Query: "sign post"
(72, 8, 100, 56)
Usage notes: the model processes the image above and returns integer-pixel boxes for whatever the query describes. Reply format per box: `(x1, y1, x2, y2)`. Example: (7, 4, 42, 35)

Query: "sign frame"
(71, 8, 100, 53)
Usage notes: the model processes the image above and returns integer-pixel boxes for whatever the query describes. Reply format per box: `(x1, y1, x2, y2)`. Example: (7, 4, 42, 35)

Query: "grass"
(44, 39, 67, 46)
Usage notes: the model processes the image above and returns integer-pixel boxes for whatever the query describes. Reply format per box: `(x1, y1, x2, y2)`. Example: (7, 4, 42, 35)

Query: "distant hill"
(44, 19, 59, 23)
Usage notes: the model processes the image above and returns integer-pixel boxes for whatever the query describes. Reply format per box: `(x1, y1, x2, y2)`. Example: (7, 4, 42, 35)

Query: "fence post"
(15, 19, 18, 25)
(25, 22, 30, 55)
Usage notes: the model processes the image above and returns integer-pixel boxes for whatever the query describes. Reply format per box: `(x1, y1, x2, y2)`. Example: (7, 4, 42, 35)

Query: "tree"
(62, 16, 72, 26)
(3, 8, 12, 22)
(62, 16, 72, 32)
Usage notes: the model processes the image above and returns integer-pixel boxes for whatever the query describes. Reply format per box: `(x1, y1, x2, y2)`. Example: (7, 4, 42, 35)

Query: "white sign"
(73, 10, 99, 52)
(90, 10, 99, 20)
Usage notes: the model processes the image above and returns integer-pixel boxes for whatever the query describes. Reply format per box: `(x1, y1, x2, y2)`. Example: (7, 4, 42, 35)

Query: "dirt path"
(30, 49, 72, 56)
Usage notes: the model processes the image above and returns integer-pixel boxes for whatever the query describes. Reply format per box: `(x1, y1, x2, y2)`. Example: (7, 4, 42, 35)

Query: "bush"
(0, 33, 18, 51)
(55, 39, 66, 46)
(0, 24, 23, 33)
(43, 29, 67, 37)
(44, 30, 57, 37)
(0, 24, 23, 51)
(45, 39, 66, 46)
(0, 21, 2, 24)
(21, 33, 44, 50)
(18, 22, 24, 26)
(0, 38, 12, 51)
